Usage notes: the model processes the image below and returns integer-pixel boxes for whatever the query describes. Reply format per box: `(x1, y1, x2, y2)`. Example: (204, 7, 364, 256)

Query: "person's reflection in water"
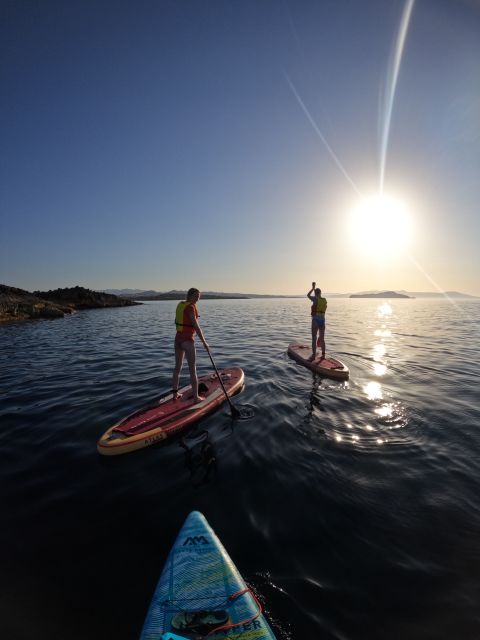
(180, 429, 217, 487)
(302, 377, 325, 428)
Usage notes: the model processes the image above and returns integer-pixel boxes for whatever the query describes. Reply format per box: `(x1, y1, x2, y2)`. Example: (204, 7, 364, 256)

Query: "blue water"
(1, 298, 480, 640)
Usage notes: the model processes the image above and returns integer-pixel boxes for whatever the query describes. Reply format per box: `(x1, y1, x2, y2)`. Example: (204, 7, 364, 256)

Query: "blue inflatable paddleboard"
(140, 511, 277, 639)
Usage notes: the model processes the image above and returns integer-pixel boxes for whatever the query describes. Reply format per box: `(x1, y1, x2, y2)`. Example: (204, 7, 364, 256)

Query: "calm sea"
(1, 298, 480, 640)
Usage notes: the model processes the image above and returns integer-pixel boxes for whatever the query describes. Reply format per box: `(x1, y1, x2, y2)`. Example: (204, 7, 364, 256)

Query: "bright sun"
(349, 194, 412, 259)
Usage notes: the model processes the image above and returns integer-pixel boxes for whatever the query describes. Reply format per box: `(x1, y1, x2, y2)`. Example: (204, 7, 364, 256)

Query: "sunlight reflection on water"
(364, 380, 383, 400)
(377, 302, 392, 316)
(373, 362, 387, 376)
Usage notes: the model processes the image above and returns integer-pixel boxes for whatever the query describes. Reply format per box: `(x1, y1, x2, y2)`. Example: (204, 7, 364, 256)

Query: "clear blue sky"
(2, 0, 479, 295)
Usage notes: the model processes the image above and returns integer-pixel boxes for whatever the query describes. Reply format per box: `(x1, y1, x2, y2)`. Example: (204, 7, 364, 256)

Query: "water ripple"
(1, 299, 480, 640)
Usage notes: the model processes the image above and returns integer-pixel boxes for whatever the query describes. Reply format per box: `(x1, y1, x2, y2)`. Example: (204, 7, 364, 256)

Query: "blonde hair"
(187, 287, 200, 299)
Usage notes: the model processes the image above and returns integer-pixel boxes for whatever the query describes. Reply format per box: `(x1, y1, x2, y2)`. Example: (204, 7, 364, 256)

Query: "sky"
(1, 0, 479, 296)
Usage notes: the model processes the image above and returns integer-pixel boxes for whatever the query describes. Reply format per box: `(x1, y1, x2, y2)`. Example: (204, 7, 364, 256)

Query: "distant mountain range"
(99, 288, 479, 299)
(350, 290, 412, 299)
(99, 289, 295, 300)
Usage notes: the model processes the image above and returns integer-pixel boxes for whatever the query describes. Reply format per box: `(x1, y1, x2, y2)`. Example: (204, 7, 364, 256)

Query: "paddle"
(204, 345, 249, 419)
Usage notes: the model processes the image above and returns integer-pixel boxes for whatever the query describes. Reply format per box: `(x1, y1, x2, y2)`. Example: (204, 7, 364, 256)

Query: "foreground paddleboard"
(288, 343, 349, 380)
(97, 368, 244, 456)
(140, 511, 277, 640)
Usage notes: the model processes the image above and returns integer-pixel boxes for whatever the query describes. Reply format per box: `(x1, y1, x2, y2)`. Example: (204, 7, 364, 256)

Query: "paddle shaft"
(204, 346, 240, 417)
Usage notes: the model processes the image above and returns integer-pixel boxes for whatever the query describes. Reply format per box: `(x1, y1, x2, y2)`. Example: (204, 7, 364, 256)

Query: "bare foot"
(173, 391, 182, 400)
(193, 395, 205, 404)
(308, 354, 316, 362)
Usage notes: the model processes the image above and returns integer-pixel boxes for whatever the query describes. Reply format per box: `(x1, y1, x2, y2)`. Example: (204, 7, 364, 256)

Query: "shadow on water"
(180, 429, 217, 488)
(177, 387, 256, 487)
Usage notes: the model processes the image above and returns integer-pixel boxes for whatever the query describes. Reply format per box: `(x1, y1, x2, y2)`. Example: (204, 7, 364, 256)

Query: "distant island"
(346, 290, 479, 299)
(101, 288, 478, 300)
(350, 290, 413, 299)
(0, 285, 140, 322)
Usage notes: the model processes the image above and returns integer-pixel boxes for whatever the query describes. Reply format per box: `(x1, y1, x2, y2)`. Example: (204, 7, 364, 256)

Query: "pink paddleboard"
(288, 343, 349, 380)
(97, 367, 244, 455)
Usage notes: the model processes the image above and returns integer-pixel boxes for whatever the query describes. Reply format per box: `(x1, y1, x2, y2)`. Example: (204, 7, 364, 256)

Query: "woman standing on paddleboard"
(307, 282, 327, 360)
(172, 288, 209, 403)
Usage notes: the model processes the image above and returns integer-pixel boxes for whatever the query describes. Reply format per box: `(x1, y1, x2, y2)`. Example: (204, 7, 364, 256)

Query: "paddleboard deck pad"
(140, 511, 277, 639)
(97, 368, 244, 455)
(288, 343, 349, 380)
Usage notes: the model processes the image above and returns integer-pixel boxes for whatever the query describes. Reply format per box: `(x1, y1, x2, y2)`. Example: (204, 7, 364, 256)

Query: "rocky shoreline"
(0, 285, 141, 322)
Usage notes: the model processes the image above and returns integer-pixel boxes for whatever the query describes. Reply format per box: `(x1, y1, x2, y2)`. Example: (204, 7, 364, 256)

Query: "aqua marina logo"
(182, 535, 209, 546)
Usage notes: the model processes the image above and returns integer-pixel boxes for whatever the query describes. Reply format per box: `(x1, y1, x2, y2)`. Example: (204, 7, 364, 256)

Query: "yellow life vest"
(175, 301, 197, 334)
(311, 296, 327, 315)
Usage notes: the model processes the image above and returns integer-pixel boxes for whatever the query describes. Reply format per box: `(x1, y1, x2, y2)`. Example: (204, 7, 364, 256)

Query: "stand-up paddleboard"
(288, 343, 349, 380)
(140, 511, 277, 640)
(97, 368, 244, 456)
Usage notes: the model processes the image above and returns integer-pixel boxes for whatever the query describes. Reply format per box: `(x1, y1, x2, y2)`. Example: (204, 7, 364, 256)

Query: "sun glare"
(349, 194, 412, 259)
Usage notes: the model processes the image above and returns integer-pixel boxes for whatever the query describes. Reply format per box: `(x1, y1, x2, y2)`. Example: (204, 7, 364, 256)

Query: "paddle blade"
(230, 404, 255, 420)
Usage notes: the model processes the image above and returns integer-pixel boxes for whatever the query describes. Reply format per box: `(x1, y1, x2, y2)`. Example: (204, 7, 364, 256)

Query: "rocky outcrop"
(0, 285, 72, 321)
(0, 285, 140, 322)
